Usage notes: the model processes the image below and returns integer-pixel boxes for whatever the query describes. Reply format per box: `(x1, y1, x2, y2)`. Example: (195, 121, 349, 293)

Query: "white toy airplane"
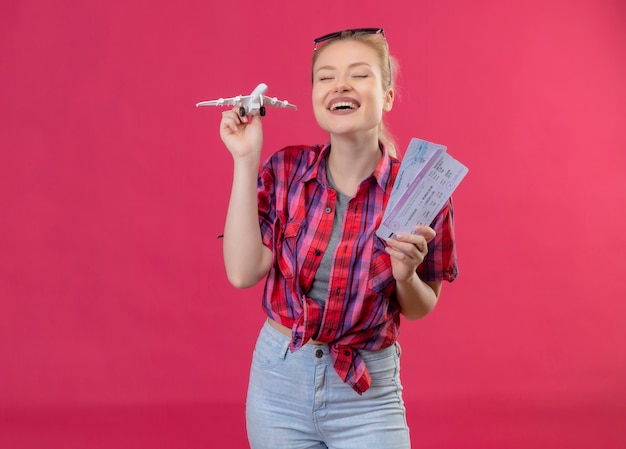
(196, 83, 297, 117)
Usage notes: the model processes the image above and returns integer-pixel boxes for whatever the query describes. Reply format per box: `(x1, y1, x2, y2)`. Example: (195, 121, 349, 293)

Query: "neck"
(327, 134, 381, 197)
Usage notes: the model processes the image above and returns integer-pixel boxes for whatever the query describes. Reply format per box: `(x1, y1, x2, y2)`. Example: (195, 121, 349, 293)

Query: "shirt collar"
(374, 142, 395, 192)
(302, 142, 396, 192)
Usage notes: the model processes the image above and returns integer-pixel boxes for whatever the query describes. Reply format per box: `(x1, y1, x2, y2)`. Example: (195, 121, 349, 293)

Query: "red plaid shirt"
(257, 143, 458, 394)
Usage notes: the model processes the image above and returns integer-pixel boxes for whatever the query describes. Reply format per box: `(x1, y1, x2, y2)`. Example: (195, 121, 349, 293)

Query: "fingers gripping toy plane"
(196, 83, 297, 117)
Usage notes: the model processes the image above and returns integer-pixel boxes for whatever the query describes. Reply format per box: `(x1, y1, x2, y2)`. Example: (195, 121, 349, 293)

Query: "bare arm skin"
(385, 225, 442, 320)
(219, 109, 272, 288)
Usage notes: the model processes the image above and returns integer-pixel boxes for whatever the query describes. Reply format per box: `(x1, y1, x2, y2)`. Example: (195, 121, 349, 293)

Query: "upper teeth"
(330, 102, 357, 111)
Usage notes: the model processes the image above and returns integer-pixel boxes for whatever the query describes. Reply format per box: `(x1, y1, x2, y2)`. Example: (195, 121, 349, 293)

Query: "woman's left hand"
(384, 225, 436, 282)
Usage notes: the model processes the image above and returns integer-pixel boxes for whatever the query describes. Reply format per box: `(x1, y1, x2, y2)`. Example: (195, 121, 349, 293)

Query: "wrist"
(232, 153, 261, 172)
(395, 272, 419, 286)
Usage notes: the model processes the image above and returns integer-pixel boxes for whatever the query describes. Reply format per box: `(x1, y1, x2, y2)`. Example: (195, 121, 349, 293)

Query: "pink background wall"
(1, 0, 625, 447)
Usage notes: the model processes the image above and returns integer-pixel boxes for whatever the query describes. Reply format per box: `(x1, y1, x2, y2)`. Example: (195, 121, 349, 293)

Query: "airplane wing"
(262, 95, 297, 110)
(195, 95, 250, 107)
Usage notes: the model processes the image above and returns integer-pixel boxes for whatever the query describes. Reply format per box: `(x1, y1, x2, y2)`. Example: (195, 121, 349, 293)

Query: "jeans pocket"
(251, 324, 290, 371)
(360, 345, 399, 386)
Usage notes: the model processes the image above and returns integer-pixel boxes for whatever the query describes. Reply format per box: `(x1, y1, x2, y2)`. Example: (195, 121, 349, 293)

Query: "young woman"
(218, 28, 458, 449)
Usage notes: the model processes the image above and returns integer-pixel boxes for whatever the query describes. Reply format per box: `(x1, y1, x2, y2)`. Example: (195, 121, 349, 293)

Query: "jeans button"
(315, 349, 323, 358)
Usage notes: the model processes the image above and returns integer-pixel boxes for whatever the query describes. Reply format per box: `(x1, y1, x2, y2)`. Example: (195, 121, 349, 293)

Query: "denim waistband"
(259, 319, 399, 360)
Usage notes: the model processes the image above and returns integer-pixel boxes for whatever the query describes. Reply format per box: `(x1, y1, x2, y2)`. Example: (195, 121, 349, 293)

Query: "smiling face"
(311, 40, 394, 139)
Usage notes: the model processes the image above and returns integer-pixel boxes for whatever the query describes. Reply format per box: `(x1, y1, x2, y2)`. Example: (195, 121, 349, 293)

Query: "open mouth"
(329, 101, 359, 111)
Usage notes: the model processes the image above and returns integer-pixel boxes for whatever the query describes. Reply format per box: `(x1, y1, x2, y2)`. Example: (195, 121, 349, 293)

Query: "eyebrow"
(314, 62, 372, 74)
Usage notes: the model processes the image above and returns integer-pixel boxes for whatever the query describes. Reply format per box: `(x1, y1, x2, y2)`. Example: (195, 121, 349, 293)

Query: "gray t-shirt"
(307, 174, 350, 305)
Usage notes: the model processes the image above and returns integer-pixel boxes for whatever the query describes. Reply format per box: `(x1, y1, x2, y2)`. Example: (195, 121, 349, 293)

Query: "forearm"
(223, 155, 272, 288)
(394, 276, 441, 320)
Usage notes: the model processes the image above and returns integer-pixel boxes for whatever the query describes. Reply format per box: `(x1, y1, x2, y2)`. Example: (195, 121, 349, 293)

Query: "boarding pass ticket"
(376, 138, 468, 239)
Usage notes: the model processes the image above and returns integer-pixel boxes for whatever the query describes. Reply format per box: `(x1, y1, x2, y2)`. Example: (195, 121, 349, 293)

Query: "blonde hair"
(311, 31, 399, 157)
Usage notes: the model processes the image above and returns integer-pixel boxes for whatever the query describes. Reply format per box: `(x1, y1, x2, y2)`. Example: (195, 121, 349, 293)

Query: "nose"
(333, 75, 351, 92)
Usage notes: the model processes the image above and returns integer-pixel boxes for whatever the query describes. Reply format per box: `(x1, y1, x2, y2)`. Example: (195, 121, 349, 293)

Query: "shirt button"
(344, 350, 351, 357)
(314, 249, 321, 256)
(315, 349, 324, 358)
(325, 207, 332, 213)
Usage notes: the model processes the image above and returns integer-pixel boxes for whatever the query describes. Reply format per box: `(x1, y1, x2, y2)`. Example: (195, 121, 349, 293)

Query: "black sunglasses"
(313, 28, 385, 50)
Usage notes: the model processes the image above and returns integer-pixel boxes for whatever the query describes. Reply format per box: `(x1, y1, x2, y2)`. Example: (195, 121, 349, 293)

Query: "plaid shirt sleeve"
(257, 156, 277, 251)
(418, 198, 458, 282)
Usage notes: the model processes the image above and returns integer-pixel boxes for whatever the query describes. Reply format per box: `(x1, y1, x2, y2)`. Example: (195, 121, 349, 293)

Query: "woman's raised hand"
(219, 108, 264, 160)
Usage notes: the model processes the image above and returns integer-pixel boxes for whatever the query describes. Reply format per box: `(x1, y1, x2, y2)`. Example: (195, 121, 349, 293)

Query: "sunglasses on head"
(313, 28, 385, 50)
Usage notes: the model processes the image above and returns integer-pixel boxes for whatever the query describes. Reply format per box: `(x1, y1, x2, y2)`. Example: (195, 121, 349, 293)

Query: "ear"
(383, 88, 395, 112)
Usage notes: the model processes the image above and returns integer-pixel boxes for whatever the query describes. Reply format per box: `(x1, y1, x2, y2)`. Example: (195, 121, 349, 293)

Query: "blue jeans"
(246, 320, 411, 449)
